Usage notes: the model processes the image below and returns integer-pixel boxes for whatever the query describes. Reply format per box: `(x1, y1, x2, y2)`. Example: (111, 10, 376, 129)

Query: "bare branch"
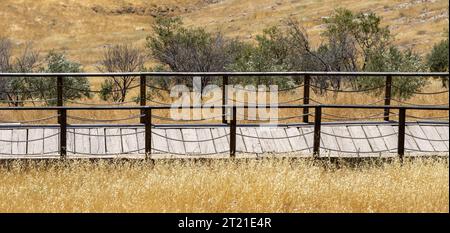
(98, 43, 146, 102)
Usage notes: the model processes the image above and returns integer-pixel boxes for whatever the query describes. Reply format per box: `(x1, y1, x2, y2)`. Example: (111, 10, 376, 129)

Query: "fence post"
(384, 75, 392, 121)
(397, 108, 406, 162)
(313, 106, 322, 157)
(303, 74, 310, 123)
(57, 75, 64, 124)
(229, 105, 237, 157)
(144, 107, 152, 159)
(222, 75, 229, 124)
(140, 74, 147, 124)
(59, 108, 67, 159)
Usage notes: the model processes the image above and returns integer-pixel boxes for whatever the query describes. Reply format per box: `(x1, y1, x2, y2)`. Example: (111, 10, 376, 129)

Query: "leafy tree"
(355, 46, 427, 99)
(227, 22, 320, 89)
(35, 51, 91, 105)
(322, 8, 391, 71)
(321, 8, 426, 98)
(227, 26, 294, 88)
(0, 40, 90, 106)
(148, 16, 236, 72)
(427, 38, 449, 87)
(227, 10, 395, 93)
(147, 16, 241, 91)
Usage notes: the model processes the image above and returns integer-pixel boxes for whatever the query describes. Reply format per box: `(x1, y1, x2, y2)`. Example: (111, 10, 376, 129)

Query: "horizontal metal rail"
(1, 71, 448, 77)
(1, 104, 448, 110)
(0, 120, 446, 128)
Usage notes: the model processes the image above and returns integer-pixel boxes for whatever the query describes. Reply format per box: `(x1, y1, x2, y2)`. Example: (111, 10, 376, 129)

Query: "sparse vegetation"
(1, 0, 447, 70)
(0, 5, 448, 122)
(144, 9, 441, 98)
(1, 7, 448, 122)
(1, 5, 448, 101)
(180, 7, 443, 98)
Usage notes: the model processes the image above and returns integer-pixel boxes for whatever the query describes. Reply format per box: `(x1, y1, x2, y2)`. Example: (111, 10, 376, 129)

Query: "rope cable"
(67, 114, 144, 122)
(0, 115, 59, 124)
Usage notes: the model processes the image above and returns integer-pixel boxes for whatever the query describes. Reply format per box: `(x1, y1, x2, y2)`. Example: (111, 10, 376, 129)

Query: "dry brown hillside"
(1, 0, 448, 71)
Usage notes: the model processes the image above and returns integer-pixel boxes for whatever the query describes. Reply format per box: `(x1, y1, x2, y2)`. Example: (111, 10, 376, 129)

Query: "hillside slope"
(0, 0, 448, 71)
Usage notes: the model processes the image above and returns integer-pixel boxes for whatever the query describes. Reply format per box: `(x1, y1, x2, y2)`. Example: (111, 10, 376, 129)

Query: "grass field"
(0, 158, 447, 212)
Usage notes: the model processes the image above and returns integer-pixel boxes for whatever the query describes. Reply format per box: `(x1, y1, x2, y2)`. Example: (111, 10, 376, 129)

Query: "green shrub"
(36, 51, 91, 105)
(427, 39, 449, 87)
(354, 47, 427, 99)
(146, 16, 244, 91)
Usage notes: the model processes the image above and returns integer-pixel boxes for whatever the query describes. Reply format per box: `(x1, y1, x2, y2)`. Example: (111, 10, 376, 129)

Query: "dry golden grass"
(0, 158, 448, 212)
